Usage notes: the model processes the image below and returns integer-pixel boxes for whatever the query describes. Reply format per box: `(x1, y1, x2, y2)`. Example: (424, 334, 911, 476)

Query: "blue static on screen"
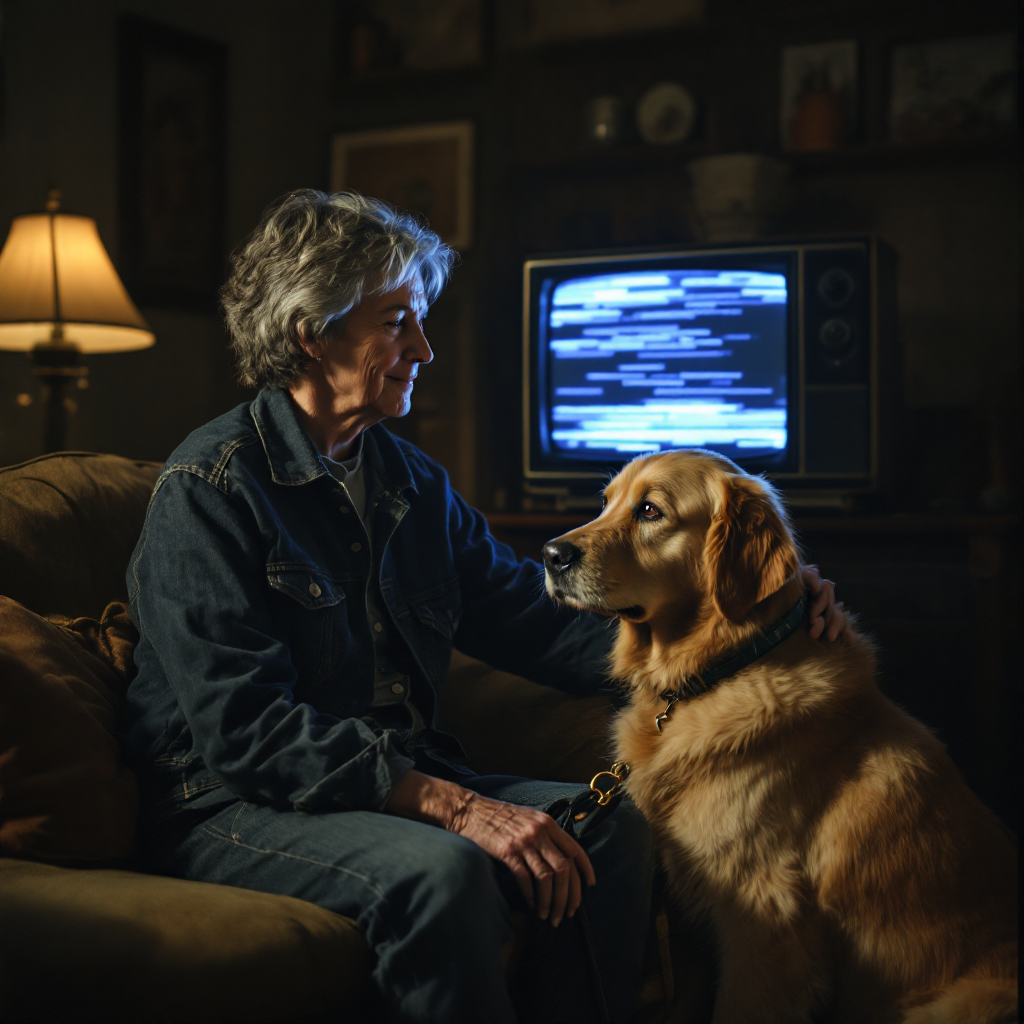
(544, 270, 788, 460)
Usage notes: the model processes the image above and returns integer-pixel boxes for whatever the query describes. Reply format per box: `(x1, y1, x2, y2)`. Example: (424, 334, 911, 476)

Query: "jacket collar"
(362, 424, 417, 498)
(249, 387, 417, 494)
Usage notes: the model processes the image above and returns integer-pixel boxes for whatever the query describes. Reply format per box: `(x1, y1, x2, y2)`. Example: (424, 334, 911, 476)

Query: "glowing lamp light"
(0, 191, 155, 451)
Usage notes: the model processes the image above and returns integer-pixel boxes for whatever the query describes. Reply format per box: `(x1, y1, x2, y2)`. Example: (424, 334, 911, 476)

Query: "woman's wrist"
(383, 769, 472, 830)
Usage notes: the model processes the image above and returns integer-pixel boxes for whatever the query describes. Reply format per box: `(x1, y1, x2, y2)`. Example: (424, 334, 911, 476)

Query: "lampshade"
(0, 212, 155, 353)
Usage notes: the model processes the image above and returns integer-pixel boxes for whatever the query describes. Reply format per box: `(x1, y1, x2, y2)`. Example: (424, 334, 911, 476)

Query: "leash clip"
(655, 692, 680, 732)
(588, 760, 631, 807)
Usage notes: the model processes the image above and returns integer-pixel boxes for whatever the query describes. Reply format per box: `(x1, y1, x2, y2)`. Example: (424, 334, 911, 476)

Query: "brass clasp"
(588, 760, 631, 806)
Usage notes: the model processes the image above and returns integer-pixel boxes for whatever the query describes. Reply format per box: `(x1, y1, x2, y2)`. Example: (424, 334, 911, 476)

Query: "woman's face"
(313, 276, 433, 422)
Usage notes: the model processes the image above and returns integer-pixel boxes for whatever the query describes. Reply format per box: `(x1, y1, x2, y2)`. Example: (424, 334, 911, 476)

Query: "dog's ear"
(704, 474, 799, 622)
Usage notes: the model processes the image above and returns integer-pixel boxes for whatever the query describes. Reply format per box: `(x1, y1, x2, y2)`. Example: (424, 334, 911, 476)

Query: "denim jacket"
(123, 388, 613, 821)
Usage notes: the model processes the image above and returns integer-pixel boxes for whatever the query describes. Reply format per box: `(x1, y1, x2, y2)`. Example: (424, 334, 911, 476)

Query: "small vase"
(790, 90, 846, 151)
(588, 96, 624, 146)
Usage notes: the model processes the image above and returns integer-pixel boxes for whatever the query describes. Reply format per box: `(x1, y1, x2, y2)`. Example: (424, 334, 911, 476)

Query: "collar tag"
(654, 593, 807, 732)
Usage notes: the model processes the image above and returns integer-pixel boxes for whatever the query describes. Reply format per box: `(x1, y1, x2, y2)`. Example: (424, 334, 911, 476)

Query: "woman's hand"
(451, 791, 595, 927)
(384, 770, 595, 927)
(802, 565, 851, 642)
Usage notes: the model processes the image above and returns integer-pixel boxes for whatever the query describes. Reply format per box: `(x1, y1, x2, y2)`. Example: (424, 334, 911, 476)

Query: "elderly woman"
(124, 190, 842, 1023)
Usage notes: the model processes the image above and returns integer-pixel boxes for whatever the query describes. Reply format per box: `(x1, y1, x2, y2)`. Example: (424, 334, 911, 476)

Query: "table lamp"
(0, 190, 155, 452)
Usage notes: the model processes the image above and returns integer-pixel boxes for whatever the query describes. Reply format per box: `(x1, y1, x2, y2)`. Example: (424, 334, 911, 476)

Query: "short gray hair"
(222, 189, 456, 390)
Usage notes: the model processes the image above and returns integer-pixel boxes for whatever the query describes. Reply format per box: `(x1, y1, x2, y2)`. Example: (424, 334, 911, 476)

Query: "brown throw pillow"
(0, 452, 162, 620)
(0, 596, 139, 864)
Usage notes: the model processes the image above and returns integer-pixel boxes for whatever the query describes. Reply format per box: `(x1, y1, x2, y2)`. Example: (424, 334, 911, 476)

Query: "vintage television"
(523, 237, 897, 510)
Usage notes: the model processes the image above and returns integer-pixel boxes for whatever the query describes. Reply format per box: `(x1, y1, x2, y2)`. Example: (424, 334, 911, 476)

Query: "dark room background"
(0, 0, 1019, 825)
(1, 0, 1019, 508)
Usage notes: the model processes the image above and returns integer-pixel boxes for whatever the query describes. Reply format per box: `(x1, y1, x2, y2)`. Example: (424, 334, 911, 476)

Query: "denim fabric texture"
(142, 776, 655, 1024)
(123, 387, 615, 821)
(123, 387, 652, 1022)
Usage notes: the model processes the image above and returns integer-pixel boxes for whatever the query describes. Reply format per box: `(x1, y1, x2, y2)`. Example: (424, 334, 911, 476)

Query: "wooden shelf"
(792, 513, 1019, 534)
(487, 511, 1020, 535)
(512, 136, 1019, 180)
(514, 142, 714, 177)
(788, 136, 1020, 173)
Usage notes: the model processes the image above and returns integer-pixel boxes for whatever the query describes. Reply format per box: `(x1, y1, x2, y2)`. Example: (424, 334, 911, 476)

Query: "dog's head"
(543, 449, 799, 629)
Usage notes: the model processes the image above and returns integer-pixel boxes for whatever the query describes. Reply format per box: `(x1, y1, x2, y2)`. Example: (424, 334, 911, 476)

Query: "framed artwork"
(348, 0, 483, 76)
(518, 0, 703, 45)
(330, 121, 474, 251)
(780, 40, 858, 151)
(889, 34, 1017, 145)
(117, 16, 227, 309)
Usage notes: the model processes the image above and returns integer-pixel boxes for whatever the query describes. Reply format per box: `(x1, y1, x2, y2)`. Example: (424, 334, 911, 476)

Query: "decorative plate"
(636, 82, 697, 145)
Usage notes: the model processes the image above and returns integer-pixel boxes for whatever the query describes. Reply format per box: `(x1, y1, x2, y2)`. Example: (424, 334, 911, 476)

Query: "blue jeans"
(141, 776, 654, 1024)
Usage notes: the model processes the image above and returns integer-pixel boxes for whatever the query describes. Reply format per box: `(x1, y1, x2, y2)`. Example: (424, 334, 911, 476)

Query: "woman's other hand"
(802, 565, 851, 642)
(384, 770, 595, 927)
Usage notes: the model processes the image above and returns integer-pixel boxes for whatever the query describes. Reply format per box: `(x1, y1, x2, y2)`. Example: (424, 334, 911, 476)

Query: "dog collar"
(655, 593, 808, 732)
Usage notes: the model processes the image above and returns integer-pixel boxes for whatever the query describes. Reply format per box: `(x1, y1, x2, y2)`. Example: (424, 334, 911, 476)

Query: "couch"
(0, 452, 688, 1024)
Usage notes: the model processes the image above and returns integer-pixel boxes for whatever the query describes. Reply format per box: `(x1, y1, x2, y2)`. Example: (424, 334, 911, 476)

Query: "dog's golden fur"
(545, 450, 1017, 1024)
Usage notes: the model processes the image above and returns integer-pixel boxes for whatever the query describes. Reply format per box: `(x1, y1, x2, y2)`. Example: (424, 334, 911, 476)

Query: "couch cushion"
(0, 857, 371, 1024)
(439, 650, 616, 784)
(0, 597, 138, 864)
(0, 451, 162, 619)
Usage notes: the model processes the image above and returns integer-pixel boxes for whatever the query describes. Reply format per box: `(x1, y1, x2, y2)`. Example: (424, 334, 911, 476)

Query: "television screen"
(537, 267, 790, 465)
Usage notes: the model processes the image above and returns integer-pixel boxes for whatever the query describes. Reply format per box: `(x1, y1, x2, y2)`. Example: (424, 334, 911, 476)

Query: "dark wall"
(1, 0, 1018, 512)
(0, 0, 337, 467)
(339, 0, 1020, 514)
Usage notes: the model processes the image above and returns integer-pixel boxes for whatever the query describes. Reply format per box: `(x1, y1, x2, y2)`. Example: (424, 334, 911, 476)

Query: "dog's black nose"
(543, 539, 581, 572)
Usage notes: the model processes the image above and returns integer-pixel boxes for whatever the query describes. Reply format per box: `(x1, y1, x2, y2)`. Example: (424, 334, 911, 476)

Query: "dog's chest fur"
(612, 634, 865, 919)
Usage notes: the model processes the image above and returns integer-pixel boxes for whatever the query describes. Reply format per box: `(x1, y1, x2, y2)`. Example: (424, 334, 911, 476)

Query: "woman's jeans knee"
(143, 777, 654, 1024)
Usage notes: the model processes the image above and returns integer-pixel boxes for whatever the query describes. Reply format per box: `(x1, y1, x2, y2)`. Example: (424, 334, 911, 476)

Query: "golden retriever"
(542, 449, 1017, 1024)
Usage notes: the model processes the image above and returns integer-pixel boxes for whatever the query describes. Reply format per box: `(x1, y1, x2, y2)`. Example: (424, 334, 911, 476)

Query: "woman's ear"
(295, 326, 322, 362)
(703, 474, 799, 622)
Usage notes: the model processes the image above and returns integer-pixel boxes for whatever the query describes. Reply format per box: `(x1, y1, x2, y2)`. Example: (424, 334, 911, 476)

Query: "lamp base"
(30, 342, 87, 453)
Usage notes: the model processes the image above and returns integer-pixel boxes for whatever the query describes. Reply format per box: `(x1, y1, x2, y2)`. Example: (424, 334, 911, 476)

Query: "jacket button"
(308, 582, 321, 598)
(373, 621, 383, 633)
(391, 682, 404, 694)
(351, 542, 362, 552)
(339, 505, 350, 514)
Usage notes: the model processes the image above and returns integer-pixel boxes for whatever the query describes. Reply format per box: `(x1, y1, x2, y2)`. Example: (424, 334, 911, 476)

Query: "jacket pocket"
(410, 596, 460, 639)
(408, 573, 462, 636)
(407, 584, 462, 686)
(267, 566, 346, 609)
(267, 564, 348, 690)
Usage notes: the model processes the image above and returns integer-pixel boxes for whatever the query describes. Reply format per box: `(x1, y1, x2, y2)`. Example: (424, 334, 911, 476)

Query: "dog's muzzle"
(542, 539, 582, 574)
(543, 536, 644, 620)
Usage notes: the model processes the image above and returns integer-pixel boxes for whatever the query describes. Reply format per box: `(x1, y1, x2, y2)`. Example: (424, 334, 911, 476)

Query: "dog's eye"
(637, 501, 663, 521)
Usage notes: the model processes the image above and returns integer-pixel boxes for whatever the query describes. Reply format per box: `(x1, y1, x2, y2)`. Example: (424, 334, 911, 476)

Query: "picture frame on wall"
(117, 16, 227, 310)
(779, 40, 858, 152)
(346, 0, 483, 78)
(331, 121, 474, 251)
(519, 0, 703, 46)
(889, 33, 1017, 145)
